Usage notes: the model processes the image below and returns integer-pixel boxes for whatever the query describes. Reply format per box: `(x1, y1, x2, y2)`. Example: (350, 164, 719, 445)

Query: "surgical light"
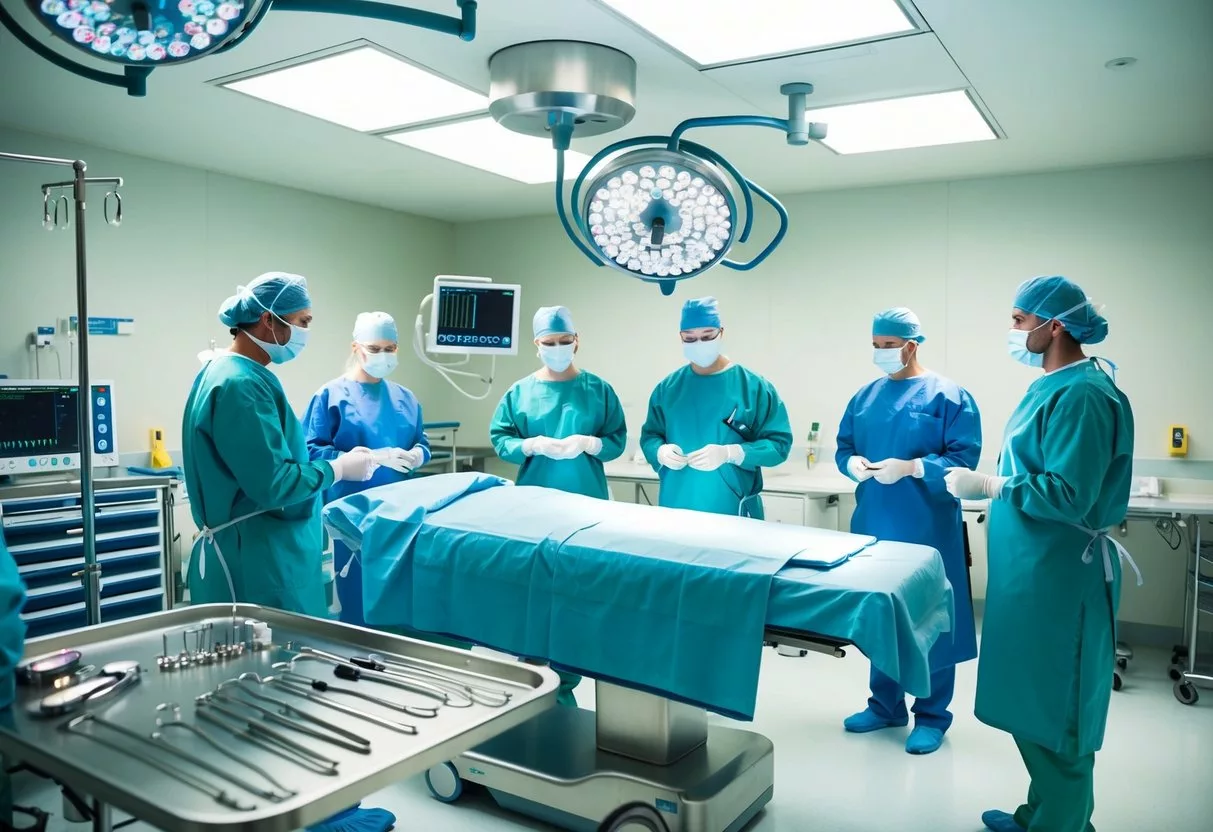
(0, 0, 478, 96)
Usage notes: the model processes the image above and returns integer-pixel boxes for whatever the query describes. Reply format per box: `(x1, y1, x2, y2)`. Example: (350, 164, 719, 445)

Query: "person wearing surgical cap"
(304, 311, 431, 626)
(835, 307, 981, 755)
(945, 276, 1134, 832)
(640, 297, 792, 518)
(490, 304, 628, 707)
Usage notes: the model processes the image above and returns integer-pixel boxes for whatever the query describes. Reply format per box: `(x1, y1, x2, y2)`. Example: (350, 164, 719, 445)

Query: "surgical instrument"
(299, 647, 494, 706)
(270, 664, 440, 719)
(284, 651, 470, 707)
(35, 660, 141, 717)
(154, 704, 296, 802)
(268, 676, 418, 735)
(211, 685, 372, 755)
(17, 649, 85, 690)
(232, 674, 373, 744)
(62, 714, 254, 812)
(194, 698, 339, 776)
(365, 651, 515, 704)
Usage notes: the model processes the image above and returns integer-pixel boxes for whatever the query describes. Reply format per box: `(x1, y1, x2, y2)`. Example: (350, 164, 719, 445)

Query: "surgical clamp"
(194, 698, 339, 776)
(268, 676, 418, 735)
(212, 684, 372, 754)
(155, 704, 297, 801)
(284, 651, 471, 708)
(62, 713, 254, 812)
(270, 664, 439, 719)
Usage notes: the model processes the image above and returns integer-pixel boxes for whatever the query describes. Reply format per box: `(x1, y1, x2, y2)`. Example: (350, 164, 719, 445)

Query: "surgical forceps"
(194, 697, 339, 776)
(155, 703, 297, 801)
(213, 681, 372, 754)
(300, 646, 511, 707)
(270, 664, 439, 718)
(62, 713, 254, 812)
(266, 675, 418, 735)
(362, 651, 515, 705)
(284, 651, 471, 708)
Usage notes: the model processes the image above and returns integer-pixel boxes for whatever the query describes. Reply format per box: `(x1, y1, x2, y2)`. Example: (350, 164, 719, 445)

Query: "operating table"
(323, 473, 954, 832)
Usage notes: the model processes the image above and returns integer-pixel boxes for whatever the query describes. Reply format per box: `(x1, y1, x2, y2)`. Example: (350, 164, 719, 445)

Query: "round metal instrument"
(17, 649, 83, 690)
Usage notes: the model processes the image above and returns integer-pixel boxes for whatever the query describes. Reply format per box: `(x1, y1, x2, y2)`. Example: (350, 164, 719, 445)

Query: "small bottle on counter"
(806, 422, 821, 469)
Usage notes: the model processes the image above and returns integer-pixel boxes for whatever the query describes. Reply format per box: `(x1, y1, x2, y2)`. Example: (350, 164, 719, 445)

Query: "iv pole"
(0, 150, 122, 627)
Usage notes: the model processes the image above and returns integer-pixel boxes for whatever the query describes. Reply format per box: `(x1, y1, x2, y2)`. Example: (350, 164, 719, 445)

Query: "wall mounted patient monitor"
(0, 380, 119, 473)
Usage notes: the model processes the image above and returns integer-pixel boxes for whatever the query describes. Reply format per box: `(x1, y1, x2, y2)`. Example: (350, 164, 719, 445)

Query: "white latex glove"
(522, 437, 557, 458)
(871, 458, 924, 485)
(330, 448, 375, 482)
(399, 446, 427, 470)
(375, 447, 425, 474)
(657, 444, 688, 471)
(847, 456, 876, 482)
(687, 444, 744, 472)
(945, 468, 1006, 500)
(567, 435, 605, 456)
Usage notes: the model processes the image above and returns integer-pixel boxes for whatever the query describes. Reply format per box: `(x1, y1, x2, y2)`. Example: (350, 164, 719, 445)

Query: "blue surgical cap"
(872, 307, 925, 343)
(533, 306, 576, 339)
(680, 297, 721, 331)
(218, 272, 310, 328)
(352, 311, 398, 343)
(1013, 275, 1108, 345)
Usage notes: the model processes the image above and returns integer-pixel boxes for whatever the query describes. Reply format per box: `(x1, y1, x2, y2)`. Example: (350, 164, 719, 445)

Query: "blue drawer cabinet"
(0, 480, 174, 638)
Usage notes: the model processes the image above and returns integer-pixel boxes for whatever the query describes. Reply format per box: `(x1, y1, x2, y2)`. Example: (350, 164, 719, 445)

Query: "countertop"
(603, 458, 858, 498)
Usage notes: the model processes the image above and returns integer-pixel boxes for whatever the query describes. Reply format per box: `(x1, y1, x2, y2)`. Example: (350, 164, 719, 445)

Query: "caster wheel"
(1174, 681, 1200, 706)
(1169, 666, 1183, 681)
(1116, 657, 1128, 671)
(424, 762, 463, 803)
(1112, 672, 1123, 692)
(598, 803, 671, 832)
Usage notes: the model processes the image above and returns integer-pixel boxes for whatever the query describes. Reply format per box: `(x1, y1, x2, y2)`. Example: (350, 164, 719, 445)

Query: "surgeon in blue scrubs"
(491, 304, 627, 706)
(1, 530, 27, 711)
(947, 277, 1134, 832)
(641, 297, 792, 518)
(305, 311, 431, 626)
(837, 307, 981, 755)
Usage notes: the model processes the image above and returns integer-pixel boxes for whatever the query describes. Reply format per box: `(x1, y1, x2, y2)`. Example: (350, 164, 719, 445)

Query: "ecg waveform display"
(434, 285, 516, 349)
(0, 388, 80, 454)
(440, 292, 479, 330)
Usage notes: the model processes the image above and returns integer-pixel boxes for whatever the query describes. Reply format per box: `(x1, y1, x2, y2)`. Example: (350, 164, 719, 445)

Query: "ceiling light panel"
(810, 90, 998, 154)
(220, 45, 487, 132)
(385, 118, 592, 185)
(600, 0, 917, 66)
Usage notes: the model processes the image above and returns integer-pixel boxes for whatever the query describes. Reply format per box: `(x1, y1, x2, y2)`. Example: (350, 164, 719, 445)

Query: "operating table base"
(439, 706, 774, 832)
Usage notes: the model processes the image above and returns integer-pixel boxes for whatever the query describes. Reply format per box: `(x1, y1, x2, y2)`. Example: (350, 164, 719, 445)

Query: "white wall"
(0, 125, 453, 457)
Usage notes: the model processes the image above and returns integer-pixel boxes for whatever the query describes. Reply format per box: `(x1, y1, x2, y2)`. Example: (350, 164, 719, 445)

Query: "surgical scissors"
(155, 704, 297, 801)
(194, 697, 339, 776)
(212, 683, 371, 754)
(62, 713, 254, 811)
(270, 664, 439, 719)
(283, 651, 471, 708)
(267, 676, 418, 735)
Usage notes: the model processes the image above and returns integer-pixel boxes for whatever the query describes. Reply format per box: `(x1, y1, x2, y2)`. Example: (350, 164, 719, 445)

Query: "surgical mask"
(361, 350, 398, 379)
(683, 339, 721, 368)
(538, 344, 575, 373)
(249, 318, 309, 365)
(1006, 328, 1044, 368)
(873, 347, 906, 375)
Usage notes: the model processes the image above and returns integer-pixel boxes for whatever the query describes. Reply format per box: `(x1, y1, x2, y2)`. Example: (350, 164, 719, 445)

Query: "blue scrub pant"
(868, 663, 955, 731)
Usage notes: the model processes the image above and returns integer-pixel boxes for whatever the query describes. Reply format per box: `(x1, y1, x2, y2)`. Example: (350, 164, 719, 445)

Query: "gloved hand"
(522, 437, 557, 458)
(330, 448, 375, 482)
(657, 444, 688, 471)
(945, 468, 1006, 500)
(871, 458, 923, 485)
(375, 446, 425, 474)
(847, 456, 876, 482)
(399, 446, 427, 470)
(565, 435, 605, 456)
(687, 444, 744, 472)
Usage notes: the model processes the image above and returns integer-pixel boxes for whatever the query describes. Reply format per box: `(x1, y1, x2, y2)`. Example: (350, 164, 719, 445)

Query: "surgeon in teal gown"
(491, 305, 627, 706)
(836, 307, 981, 756)
(0, 529, 27, 711)
(641, 297, 792, 518)
(183, 273, 375, 617)
(946, 276, 1135, 832)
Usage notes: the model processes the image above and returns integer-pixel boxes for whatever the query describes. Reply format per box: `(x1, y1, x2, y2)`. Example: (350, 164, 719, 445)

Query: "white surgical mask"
(683, 339, 722, 368)
(249, 319, 309, 365)
(873, 347, 906, 375)
(538, 344, 575, 373)
(361, 350, 398, 379)
(1006, 328, 1044, 368)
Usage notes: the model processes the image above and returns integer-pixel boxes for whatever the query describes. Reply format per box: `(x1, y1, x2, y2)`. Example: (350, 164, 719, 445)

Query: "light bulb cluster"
(35, 0, 247, 63)
(585, 161, 734, 279)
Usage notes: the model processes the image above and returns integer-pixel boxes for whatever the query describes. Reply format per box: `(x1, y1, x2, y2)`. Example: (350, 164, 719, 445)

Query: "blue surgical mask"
(538, 344, 575, 373)
(249, 318, 309, 365)
(683, 339, 721, 368)
(361, 351, 398, 379)
(1006, 328, 1044, 368)
(873, 347, 906, 375)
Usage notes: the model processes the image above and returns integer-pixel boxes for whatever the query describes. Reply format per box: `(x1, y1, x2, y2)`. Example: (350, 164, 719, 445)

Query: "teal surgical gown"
(490, 371, 627, 499)
(836, 372, 981, 667)
(640, 364, 792, 518)
(0, 530, 27, 710)
(978, 359, 1134, 756)
(182, 354, 335, 618)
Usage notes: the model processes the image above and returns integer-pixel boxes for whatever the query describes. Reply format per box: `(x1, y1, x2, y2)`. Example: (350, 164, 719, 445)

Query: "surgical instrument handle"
(194, 704, 339, 775)
(332, 662, 471, 707)
(229, 678, 371, 745)
(271, 678, 417, 735)
(212, 690, 372, 754)
(270, 665, 439, 718)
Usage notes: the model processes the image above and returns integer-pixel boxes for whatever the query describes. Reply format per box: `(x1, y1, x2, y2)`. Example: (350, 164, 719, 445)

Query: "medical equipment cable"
(194, 699, 339, 775)
(411, 298, 497, 401)
(269, 665, 440, 718)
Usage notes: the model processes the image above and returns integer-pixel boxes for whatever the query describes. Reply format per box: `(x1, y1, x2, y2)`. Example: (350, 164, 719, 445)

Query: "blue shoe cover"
(843, 708, 908, 733)
(981, 809, 1025, 832)
(308, 804, 397, 832)
(905, 725, 944, 755)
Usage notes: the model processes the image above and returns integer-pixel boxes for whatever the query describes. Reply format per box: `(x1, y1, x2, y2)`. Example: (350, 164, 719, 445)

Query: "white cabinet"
(761, 494, 808, 525)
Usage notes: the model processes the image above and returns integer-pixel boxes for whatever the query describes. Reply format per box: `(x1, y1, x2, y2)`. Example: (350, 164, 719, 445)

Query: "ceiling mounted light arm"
(271, 0, 478, 41)
(666, 83, 828, 151)
(718, 177, 788, 272)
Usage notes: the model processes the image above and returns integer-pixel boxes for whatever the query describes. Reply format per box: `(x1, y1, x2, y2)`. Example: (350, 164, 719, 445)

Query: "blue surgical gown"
(836, 372, 981, 668)
(182, 354, 335, 617)
(305, 377, 431, 625)
(978, 360, 1134, 756)
(640, 364, 792, 518)
(490, 371, 627, 499)
(0, 530, 27, 710)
